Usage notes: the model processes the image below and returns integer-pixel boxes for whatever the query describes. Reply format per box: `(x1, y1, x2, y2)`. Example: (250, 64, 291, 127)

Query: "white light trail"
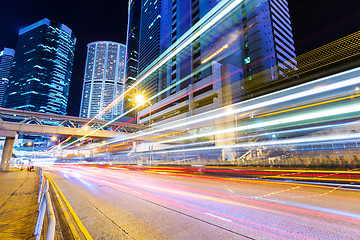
(51, 0, 245, 152)
(158, 102, 360, 144)
(150, 73, 360, 137)
(152, 133, 360, 155)
(104, 69, 360, 147)
(135, 121, 358, 152)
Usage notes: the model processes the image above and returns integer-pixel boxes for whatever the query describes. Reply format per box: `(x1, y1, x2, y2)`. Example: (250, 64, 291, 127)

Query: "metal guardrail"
(34, 167, 56, 240)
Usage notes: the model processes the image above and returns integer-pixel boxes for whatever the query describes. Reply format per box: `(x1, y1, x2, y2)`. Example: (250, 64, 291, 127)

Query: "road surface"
(45, 165, 360, 239)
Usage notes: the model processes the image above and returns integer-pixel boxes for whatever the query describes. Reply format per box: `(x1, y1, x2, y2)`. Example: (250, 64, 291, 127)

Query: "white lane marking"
(132, 191, 142, 195)
(205, 212, 233, 222)
(258, 198, 287, 204)
(226, 188, 234, 193)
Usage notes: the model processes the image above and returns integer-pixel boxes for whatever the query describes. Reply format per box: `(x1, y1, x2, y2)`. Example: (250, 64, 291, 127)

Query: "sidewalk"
(0, 168, 39, 239)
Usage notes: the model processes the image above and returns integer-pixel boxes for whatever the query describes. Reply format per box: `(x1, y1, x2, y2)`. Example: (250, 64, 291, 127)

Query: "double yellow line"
(45, 174, 92, 240)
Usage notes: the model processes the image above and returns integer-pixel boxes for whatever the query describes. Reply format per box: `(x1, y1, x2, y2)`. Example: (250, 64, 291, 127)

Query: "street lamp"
(26, 141, 35, 166)
(50, 136, 57, 142)
(134, 93, 153, 127)
(134, 94, 146, 106)
(134, 93, 153, 165)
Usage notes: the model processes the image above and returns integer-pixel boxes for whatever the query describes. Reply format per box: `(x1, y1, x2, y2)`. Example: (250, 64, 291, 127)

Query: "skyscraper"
(79, 41, 126, 121)
(124, 0, 141, 115)
(137, 0, 224, 102)
(0, 48, 15, 107)
(6, 18, 76, 115)
(239, 0, 297, 99)
(138, 0, 171, 102)
(136, 0, 296, 126)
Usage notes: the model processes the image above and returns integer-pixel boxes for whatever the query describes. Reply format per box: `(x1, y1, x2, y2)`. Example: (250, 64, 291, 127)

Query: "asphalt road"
(45, 165, 360, 240)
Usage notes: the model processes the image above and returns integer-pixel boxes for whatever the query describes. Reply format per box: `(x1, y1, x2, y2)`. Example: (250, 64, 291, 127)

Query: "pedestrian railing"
(34, 167, 56, 240)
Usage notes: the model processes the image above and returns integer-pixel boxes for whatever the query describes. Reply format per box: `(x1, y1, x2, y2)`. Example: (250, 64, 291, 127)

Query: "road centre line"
(205, 212, 233, 222)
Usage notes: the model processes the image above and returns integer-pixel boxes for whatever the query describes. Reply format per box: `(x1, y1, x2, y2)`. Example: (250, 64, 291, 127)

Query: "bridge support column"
(1, 136, 17, 172)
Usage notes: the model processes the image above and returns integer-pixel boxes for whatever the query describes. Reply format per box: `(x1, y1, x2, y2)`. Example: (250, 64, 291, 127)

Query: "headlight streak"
(150, 133, 360, 155)
(157, 101, 360, 145)
(52, 59, 360, 157)
(93, 91, 358, 155)
(57, 167, 296, 239)
(51, 21, 360, 154)
(101, 127, 360, 157)
(130, 69, 360, 142)
(55, 43, 241, 152)
(50, 0, 245, 152)
(121, 122, 357, 153)
(55, 165, 360, 238)
(91, 101, 360, 156)
(102, 68, 360, 149)
(49, 12, 360, 157)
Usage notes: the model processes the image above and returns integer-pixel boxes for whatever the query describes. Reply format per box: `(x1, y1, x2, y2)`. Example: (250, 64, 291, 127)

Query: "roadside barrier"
(45, 174, 93, 240)
(34, 167, 56, 240)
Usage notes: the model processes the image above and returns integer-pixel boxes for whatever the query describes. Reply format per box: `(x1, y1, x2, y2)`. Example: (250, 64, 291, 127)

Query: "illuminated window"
(244, 57, 251, 64)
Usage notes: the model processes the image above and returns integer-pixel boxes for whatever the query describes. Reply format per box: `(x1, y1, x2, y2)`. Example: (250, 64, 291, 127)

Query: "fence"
(34, 167, 56, 240)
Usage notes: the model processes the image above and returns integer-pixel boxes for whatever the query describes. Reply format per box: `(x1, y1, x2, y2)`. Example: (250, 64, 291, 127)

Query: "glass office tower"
(6, 18, 76, 115)
(79, 41, 126, 121)
(124, 0, 141, 115)
(136, 0, 297, 125)
(0, 48, 15, 107)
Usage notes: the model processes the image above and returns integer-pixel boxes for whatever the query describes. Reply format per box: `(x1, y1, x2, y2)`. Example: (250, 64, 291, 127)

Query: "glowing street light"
(134, 94, 146, 105)
(50, 136, 57, 142)
(133, 93, 153, 165)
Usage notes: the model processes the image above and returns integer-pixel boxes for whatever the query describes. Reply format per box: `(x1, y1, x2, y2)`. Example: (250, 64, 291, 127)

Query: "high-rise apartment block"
(6, 18, 76, 115)
(134, 0, 296, 125)
(79, 41, 126, 121)
(0, 48, 15, 107)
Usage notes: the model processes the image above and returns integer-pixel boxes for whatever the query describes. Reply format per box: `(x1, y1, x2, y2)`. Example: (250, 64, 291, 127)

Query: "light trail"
(50, 0, 246, 151)
(53, 42, 242, 152)
(93, 90, 358, 154)
(49, 165, 360, 239)
(54, 29, 360, 153)
(93, 90, 358, 155)
(157, 101, 360, 144)
(50, 20, 360, 155)
(97, 67, 360, 149)
(139, 132, 360, 155)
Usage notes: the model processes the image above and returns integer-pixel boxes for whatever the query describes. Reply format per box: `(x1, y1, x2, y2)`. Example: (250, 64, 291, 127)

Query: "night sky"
(1, 0, 360, 116)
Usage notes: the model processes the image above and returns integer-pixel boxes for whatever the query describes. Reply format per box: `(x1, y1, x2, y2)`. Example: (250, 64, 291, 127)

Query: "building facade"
(79, 41, 126, 121)
(124, 0, 142, 115)
(240, 0, 297, 99)
(137, 0, 171, 102)
(136, 0, 296, 126)
(6, 18, 76, 115)
(0, 48, 15, 107)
